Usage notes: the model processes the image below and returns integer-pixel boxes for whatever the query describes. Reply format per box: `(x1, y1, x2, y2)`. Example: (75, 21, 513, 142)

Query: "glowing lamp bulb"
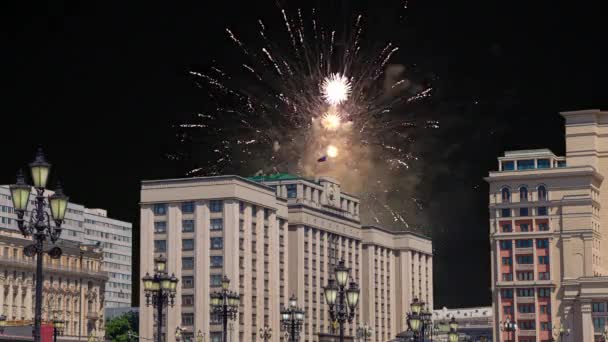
(327, 145, 338, 158)
(321, 73, 351, 106)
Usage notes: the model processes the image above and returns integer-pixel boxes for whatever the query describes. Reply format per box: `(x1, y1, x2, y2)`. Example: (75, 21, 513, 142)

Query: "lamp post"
(356, 324, 372, 342)
(259, 325, 272, 342)
(197, 330, 205, 342)
(175, 326, 183, 342)
(10, 149, 69, 342)
(405, 298, 423, 341)
(281, 295, 305, 342)
(420, 306, 433, 341)
(52, 317, 64, 342)
(447, 317, 458, 342)
(499, 317, 517, 342)
(142, 255, 179, 342)
(323, 259, 360, 342)
(0, 314, 6, 335)
(551, 325, 570, 342)
(210, 275, 240, 342)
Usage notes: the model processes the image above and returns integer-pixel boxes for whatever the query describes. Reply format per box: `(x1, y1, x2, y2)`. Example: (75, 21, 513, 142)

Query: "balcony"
(517, 297, 535, 303)
(515, 264, 535, 271)
(519, 329, 537, 337)
(87, 312, 99, 320)
(514, 247, 533, 254)
(517, 312, 536, 320)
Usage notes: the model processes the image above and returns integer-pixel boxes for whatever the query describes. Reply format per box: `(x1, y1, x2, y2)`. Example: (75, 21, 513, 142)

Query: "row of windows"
(153, 237, 223, 252)
(502, 271, 550, 281)
(504, 304, 550, 315)
(501, 288, 551, 298)
(501, 256, 549, 265)
(501, 222, 549, 232)
(155, 219, 225, 234)
(501, 185, 547, 202)
(181, 274, 224, 289)
(499, 239, 549, 249)
(153, 201, 223, 215)
(500, 207, 548, 217)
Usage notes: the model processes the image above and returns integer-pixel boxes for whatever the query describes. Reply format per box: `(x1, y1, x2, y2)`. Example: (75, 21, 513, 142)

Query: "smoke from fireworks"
(176, 2, 436, 229)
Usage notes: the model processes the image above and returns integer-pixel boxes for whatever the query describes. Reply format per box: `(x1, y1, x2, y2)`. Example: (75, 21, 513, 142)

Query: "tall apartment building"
(139, 174, 433, 342)
(486, 109, 608, 342)
(0, 186, 133, 309)
(0, 229, 107, 340)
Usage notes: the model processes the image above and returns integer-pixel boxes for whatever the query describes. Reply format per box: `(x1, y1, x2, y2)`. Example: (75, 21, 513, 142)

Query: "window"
(538, 223, 549, 231)
(182, 220, 195, 233)
(540, 322, 551, 331)
(153, 204, 167, 216)
(519, 207, 529, 216)
(517, 272, 534, 281)
(557, 160, 566, 167)
(593, 317, 606, 332)
(517, 288, 534, 297)
(501, 208, 511, 217)
(210, 274, 223, 287)
(182, 295, 194, 306)
(182, 239, 194, 251)
(502, 224, 512, 232)
(502, 257, 512, 265)
(182, 202, 195, 213)
(503, 161, 515, 171)
(182, 276, 194, 288)
(537, 159, 550, 169)
(209, 200, 223, 212)
(537, 239, 549, 248)
(538, 288, 551, 298)
(154, 240, 166, 253)
(515, 239, 533, 248)
(520, 186, 528, 202)
(500, 240, 512, 249)
(503, 306, 513, 314)
(211, 256, 223, 268)
(538, 272, 550, 280)
(516, 255, 533, 264)
(286, 184, 297, 198)
(210, 219, 223, 231)
(540, 305, 550, 314)
(210, 237, 223, 249)
(518, 320, 535, 330)
(518, 304, 535, 313)
(239, 201, 245, 213)
(502, 273, 513, 281)
(538, 256, 549, 264)
(501, 289, 513, 298)
(538, 185, 547, 200)
(517, 159, 534, 170)
(210, 332, 222, 342)
(182, 257, 194, 270)
(592, 303, 606, 312)
(537, 207, 548, 216)
(182, 313, 194, 325)
(520, 224, 530, 232)
(502, 188, 511, 202)
(154, 222, 167, 234)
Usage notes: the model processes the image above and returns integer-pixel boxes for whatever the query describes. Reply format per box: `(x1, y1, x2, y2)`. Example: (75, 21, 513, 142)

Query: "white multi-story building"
(139, 174, 433, 342)
(0, 186, 133, 309)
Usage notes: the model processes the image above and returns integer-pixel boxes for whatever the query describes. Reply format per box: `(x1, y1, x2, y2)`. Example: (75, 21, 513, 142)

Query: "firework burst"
(177, 1, 435, 229)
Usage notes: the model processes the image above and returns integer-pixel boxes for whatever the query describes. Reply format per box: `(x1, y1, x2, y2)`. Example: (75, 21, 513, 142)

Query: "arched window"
(501, 188, 511, 203)
(520, 186, 528, 202)
(538, 185, 547, 201)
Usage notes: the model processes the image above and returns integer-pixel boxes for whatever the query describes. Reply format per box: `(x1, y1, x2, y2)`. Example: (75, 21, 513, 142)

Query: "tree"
(105, 311, 139, 342)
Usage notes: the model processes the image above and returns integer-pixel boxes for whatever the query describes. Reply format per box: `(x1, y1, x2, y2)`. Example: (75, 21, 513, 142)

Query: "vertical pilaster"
(195, 201, 210, 342)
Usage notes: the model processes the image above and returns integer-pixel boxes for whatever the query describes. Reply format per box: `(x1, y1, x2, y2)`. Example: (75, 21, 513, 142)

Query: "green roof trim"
(248, 173, 301, 182)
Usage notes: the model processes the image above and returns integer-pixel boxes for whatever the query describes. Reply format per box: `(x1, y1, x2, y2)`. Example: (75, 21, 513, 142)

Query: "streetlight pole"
(552, 325, 570, 342)
(0, 314, 6, 335)
(323, 259, 360, 342)
(10, 149, 69, 342)
(52, 316, 64, 342)
(499, 317, 517, 342)
(142, 255, 179, 342)
(281, 295, 305, 342)
(210, 275, 240, 342)
(447, 317, 459, 342)
(197, 330, 205, 342)
(259, 325, 272, 342)
(405, 298, 423, 341)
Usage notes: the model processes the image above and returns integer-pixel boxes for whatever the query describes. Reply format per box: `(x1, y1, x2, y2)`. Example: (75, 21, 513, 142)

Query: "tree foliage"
(105, 311, 138, 342)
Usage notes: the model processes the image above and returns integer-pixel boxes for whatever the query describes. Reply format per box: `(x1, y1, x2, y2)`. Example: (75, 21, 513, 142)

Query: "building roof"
(248, 173, 302, 182)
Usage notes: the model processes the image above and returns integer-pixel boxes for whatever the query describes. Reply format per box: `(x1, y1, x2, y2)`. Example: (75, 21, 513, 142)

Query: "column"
(242, 204, 252, 342)
(389, 250, 397, 339)
(255, 206, 264, 340)
(139, 207, 155, 341)
(6, 279, 13, 319)
(0, 275, 5, 315)
(166, 204, 183, 342)
(580, 301, 593, 342)
(195, 201, 211, 342)
(268, 212, 280, 342)
(400, 251, 412, 332)
(314, 229, 321, 337)
(15, 281, 23, 319)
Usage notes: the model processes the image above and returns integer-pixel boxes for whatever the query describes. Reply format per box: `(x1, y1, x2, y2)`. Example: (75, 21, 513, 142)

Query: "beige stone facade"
(486, 109, 608, 342)
(139, 174, 433, 342)
(0, 230, 107, 340)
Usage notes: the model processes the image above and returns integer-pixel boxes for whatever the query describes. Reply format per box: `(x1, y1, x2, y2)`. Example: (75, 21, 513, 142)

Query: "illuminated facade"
(139, 174, 433, 342)
(486, 109, 608, 342)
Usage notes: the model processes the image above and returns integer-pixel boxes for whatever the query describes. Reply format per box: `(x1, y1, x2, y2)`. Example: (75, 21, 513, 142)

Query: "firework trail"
(175, 1, 436, 230)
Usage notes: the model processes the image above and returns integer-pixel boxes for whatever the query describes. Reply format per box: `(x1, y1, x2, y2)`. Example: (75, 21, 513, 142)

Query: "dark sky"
(2, 1, 606, 309)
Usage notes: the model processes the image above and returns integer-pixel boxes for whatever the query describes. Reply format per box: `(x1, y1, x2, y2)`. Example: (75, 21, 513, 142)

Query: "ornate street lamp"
(210, 275, 240, 342)
(281, 294, 305, 342)
(143, 255, 179, 342)
(52, 317, 64, 342)
(259, 325, 272, 342)
(10, 149, 69, 342)
(323, 259, 360, 342)
(356, 324, 372, 342)
(0, 314, 6, 335)
(406, 298, 428, 342)
(197, 330, 205, 342)
(551, 325, 570, 342)
(175, 326, 183, 342)
(499, 316, 517, 342)
(447, 317, 459, 342)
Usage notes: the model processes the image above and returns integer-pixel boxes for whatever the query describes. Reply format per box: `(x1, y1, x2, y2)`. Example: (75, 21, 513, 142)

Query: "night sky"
(2, 1, 606, 309)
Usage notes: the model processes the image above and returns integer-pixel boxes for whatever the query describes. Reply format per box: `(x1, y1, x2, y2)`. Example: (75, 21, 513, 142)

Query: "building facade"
(0, 186, 133, 309)
(0, 230, 107, 340)
(486, 109, 608, 342)
(431, 306, 493, 342)
(139, 174, 433, 342)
